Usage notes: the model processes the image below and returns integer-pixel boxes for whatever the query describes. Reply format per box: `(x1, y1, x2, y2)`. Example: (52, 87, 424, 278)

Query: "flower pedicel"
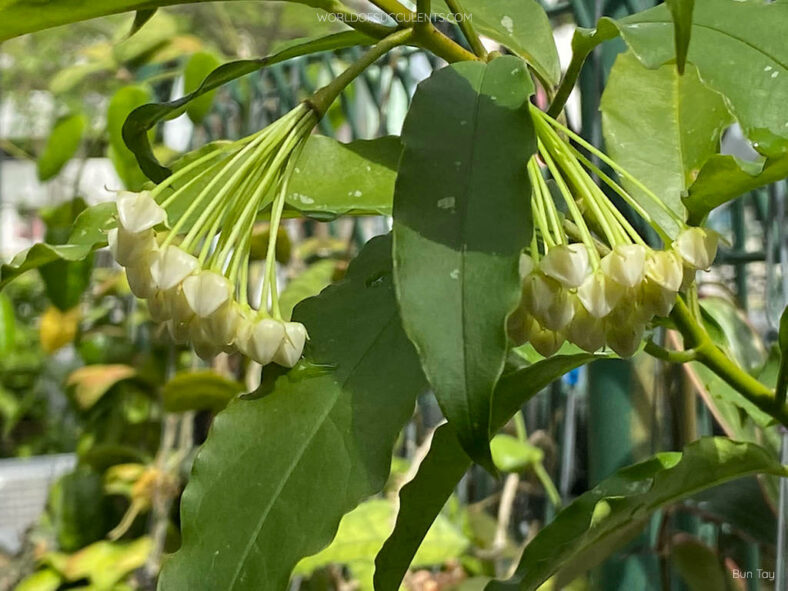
(108, 103, 317, 367)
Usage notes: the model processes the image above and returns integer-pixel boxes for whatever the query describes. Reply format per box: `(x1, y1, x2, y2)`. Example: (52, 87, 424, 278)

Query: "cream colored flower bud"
(240, 317, 285, 365)
(182, 271, 232, 318)
(116, 191, 166, 234)
(166, 318, 191, 345)
(108, 227, 156, 267)
(506, 305, 530, 346)
(165, 285, 195, 325)
(203, 301, 243, 347)
(601, 244, 646, 288)
(566, 300, 605, 353)
(540, 243, 591, 288)
(645, 249, 683, 292)
(529, 320, 564, 358)
(273, 322, 308, 368)
(519, 253, 535, 278)
(577, 271, 623, 318)
(189, 321, 221, 361)
(147, 291, 170, 323)
(639, 279, 677, 318)
(125, 252, 158, 299)
(151, 246, 200, 291)
(604, 319, 645, 358)
(674, 227, 719, 270)
(523, 273, 574, 331)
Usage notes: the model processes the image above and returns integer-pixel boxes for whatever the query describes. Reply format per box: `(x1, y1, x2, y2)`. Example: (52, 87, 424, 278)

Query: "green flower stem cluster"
(109, 104, 317, 366)
(509, 107, 720, 358)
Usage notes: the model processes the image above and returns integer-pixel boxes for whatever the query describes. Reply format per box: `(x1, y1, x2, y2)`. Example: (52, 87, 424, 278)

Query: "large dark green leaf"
(158, 235, 427, 590)
(393, 56, 536, 471)
(285, 135, 401, 219)
(0, 0, 334, 42)
(600, 51, 732, 237)
(684, 153, 788, 224)
(108, 85, 153, 190)
(485, 438, 788, 591)
(588, 0, 788, 156)
(374, 354, 594, 591)
(37, 113, 87, 181)
(123, 31, 373, 182)
(435, 0, 560, 86)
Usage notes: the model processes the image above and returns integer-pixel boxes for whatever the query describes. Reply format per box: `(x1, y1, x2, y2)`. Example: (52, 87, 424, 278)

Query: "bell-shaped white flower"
(645, 249, 683, 292)
(165, 285, 195, 325)
(604, 319, 644, 358)
(519, 253, 535, 279)
(108, 227, 156, 267)
(507, 305, 531, 346)
(182, 271, 232, 318)
(639, 279, 677, 318)
(577, 271, 623, 318)
(674, 227, 719, 270)
(203, 301, 243, 347)
(601, 244, 646, 288)
(539, 243, 591, 288)
(116, 191, 166, 234)
(151, 245, 200, 291)
(240, 317, 285, 365)
(166, 318, 191, 345)
(125, 252, 158, 299)
(523, 274, 573, 331)
(566, 300, 605, 353)
(273, 321, 308, 367)
(147, 290, 171, 323)
(189, 320, 221, 361)
(529, 320, 564, 358)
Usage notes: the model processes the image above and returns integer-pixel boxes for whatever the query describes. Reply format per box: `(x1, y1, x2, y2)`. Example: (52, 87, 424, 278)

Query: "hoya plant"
(1, 0, 787, 589)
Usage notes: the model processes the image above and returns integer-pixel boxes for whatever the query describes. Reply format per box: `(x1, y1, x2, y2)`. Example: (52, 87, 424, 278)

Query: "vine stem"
(666, 298, 788, 425)
(445, 0, 488, 58)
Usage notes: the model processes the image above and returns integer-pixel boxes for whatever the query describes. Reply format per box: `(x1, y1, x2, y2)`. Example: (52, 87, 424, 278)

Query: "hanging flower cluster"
(508, 107, 719, 358)
(108, 104, 317, 366)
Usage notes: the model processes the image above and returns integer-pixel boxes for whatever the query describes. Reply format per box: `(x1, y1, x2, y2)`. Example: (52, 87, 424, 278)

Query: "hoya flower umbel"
(508, 107, 722, 358)
(107, 103, 318, 367)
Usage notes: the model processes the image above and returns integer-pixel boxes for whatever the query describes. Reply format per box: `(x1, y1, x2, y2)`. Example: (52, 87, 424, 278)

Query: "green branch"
(445, 0, 488, 58)
(664, 298, 788, 426)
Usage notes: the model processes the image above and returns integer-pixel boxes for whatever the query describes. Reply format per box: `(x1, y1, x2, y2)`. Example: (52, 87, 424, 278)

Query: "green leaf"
(66, 364, 138, 410)
(294, 499, 468, 590)
(14, 569, 62, 591)
(122, 31, 373, 182)
(1, 243, 95, 291)
(162, 370, 245, 413)
(279, 259, 336, 321)
(158, 235, 427, 590)
(374, 354, 593, 591)
(700, 297, 767, 374)
(0, 0, 334, 42)
(776, 306, 788, 403)
(113, 10, 176, 65)
(671, 534, 735, 591)
(436, 0, 560, 86)
(393, 56, 536, 471)
(666, 0, 693, 75)
(108, 85, 153, 190)
(286, 135, 401, 219)
(485, 438, 788, 591)
(595, 0, 788, 156)
(48, 468, 109, 552)
(490, 434, 543, 473)
(127, 9, 157, 38)
(37, 113, 87, 181)
(0, 293, 15, 355)
(684, 153, 788, 224)
(183, 51, 221, 124)
(56, 537, 152, 588)
(600, 51, 732, 237)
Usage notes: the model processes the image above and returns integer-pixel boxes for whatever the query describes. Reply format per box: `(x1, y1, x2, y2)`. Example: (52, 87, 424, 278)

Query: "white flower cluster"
(509, 227, 719, 357)
(109, 192, 307, 365)
(509, 106, 722, 358)
(108, 104, 316, 366)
